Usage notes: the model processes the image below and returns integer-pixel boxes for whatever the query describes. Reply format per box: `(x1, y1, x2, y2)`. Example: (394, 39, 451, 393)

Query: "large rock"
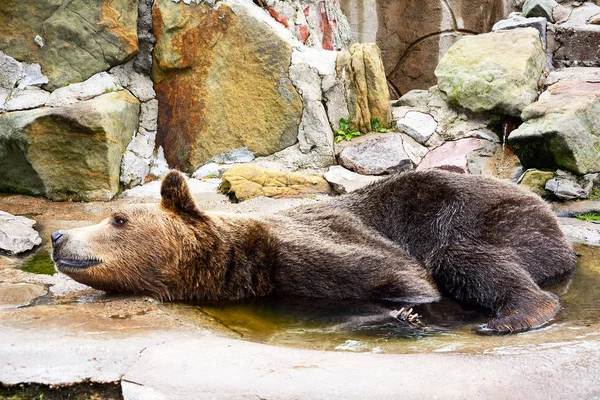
(337, 43, 391, 133)
(509, 81, 600, 175)
(221, 164, 330, 201)
(0, 91, 139, 201)
(338, 134, 412, 175)
(0, 211, 42, 254)
(152, 0, 302, 172)
(0, 0, 138, 91)
(435, 28, 546, 117)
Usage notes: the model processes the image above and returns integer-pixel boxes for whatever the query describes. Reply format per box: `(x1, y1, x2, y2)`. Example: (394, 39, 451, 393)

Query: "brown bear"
(51, 169, 576, 334)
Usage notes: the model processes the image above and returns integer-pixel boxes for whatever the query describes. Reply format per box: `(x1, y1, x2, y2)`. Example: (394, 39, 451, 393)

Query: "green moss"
(575, 212, 600, 223)
(0, 382, 123, 400)
(21, 254, 56, 276)
(589, 188, 600, 201)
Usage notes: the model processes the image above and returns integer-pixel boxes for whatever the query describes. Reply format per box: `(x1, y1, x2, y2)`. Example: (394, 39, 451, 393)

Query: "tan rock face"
(0, 91, 139, 201)
(435, 28, 546, 117)
(372, 0, 507, 96)
(0, 0, 138, 91)
(221, 164, 331, 201)
(337, 43, 391, 133)
(152, 0, 303, 172)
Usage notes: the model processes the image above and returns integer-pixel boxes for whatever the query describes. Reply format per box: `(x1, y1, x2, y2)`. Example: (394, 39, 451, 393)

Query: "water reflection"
(164, 244, 600, 354)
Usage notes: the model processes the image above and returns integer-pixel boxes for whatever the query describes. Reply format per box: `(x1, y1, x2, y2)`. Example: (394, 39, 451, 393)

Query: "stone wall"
(0, 0, 391, 200)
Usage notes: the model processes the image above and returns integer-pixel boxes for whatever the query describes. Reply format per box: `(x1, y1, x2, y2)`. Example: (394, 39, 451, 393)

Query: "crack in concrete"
(195, 307, 245, 338)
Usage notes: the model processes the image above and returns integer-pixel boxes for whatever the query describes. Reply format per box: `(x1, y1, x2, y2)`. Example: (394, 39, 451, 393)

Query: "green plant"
(22, 254, 56, 276)
(335, 118, 361, 143)
(371, 117, 389, 133)
(575, 212, 600, 223)
(589, 187, 600, 200)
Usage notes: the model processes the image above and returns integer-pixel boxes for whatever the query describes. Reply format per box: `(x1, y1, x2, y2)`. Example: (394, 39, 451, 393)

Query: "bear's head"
(51, 171, 221, 299)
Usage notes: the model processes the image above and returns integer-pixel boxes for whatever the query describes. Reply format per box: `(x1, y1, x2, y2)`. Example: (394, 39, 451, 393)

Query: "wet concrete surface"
(1, 191, 600, 399)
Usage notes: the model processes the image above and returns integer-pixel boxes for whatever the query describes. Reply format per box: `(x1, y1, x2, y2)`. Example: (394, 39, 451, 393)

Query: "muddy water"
(164, 244, 600, 354)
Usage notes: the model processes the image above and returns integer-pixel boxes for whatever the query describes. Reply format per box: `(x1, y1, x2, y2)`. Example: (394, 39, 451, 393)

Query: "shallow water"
(163, 243, 600, 354)
(1, 193, 599, 355)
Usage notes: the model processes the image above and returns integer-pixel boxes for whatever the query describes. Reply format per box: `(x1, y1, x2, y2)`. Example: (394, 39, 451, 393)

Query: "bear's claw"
(390, 307, 427, 329)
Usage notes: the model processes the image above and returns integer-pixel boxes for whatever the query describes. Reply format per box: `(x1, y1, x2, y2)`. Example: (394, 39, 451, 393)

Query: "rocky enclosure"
(0, 0, 599, 204)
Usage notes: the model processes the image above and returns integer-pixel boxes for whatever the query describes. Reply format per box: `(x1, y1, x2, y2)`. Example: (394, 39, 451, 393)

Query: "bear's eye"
(111, 215, 128, 228)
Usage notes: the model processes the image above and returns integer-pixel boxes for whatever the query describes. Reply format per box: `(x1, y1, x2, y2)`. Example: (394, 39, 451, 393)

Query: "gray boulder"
(396, 111, 437, 145)
(545, 170, 598, 200)
(4, 87, 49, 111)
(338, 134, 412, 175)
(192, 163, 232, 179)
(0, 211, 42, 254)
(210, 148, 256, 165)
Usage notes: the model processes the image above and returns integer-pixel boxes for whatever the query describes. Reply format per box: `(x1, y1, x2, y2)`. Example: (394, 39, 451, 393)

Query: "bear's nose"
(51, 231, 64, 246)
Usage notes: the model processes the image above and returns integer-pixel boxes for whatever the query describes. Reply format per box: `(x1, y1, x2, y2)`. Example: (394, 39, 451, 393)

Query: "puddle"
(2, 194, 599, 356)
(163, 244, 600, 354)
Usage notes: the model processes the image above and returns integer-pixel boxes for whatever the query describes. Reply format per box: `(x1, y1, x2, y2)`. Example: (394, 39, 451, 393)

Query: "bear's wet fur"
(52, 169, 577, 334)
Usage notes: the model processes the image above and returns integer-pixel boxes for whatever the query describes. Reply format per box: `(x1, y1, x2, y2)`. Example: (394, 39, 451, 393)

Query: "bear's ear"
(160, 170, 205, 219)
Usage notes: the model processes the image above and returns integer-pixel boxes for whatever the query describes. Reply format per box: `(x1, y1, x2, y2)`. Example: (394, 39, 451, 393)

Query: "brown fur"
(52, 170, 576, 334)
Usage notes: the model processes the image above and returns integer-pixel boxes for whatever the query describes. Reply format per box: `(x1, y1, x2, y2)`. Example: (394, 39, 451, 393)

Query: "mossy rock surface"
(510, 81, 600, 175)
(0, 0, 138, 91)
(0, 91, 139, 201)
(435, 28, 545, 117)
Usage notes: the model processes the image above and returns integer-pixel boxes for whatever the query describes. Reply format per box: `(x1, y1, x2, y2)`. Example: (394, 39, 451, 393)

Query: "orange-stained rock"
(152, 0, 303, 172)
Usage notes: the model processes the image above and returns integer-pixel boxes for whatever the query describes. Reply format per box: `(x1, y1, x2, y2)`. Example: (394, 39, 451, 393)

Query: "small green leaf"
(371, 117, 381, 132)
(339, 117, 349, 132)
